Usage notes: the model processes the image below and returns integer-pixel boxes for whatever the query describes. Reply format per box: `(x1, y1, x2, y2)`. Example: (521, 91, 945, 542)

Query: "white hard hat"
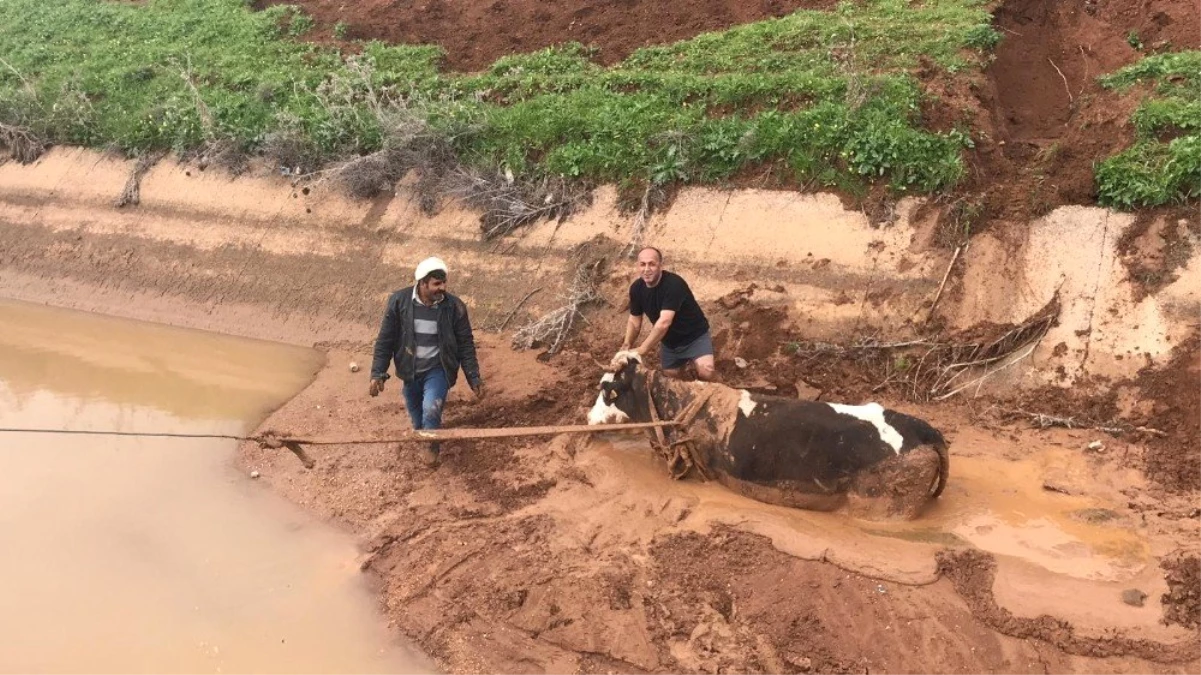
(414, 256, 448, 281)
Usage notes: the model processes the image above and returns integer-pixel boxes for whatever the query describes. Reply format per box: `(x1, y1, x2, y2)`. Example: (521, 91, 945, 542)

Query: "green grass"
(1096, 51, 1201, 209)
(0, 0, 998, 193)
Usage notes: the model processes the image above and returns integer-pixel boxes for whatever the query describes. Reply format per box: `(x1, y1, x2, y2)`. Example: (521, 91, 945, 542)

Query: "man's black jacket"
(370, 287, 481, 388)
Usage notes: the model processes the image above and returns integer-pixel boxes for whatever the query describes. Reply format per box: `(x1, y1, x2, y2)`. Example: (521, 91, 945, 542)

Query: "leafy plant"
(0, 0, 1002, 195)
(1097, 51, 1201, 209)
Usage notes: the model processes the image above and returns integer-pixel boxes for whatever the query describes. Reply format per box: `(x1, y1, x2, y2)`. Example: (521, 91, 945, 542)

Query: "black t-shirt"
(629, 271, 710, 349)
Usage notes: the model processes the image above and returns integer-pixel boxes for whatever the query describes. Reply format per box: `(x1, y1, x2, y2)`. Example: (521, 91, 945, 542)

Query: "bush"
(0, 0, 999, 195)
(1097, 51, 1201, 209)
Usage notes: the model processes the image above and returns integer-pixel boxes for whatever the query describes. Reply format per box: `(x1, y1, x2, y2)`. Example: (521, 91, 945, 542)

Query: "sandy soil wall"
(2, 149, 1195, 395)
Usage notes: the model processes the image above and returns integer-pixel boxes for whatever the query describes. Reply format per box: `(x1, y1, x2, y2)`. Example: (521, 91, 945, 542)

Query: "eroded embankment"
(1, 149, 1199, 673)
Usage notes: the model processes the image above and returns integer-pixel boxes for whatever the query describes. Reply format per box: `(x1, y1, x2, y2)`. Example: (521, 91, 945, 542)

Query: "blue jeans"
(402, 367, 449, 432)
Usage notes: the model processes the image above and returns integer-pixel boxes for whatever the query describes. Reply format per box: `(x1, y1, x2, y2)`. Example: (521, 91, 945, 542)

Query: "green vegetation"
(0, 0, 998, 194)
(1096, 51, 1201, 209)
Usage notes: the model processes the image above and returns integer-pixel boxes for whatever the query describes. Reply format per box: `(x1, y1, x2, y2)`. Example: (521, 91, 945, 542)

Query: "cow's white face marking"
(588, 372, 629, 425)
(738, 390, 758, 417)
(827, 402, 903, 453)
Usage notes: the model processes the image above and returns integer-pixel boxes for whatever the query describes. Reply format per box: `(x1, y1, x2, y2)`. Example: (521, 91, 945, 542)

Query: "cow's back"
(715, 395, 901, 494)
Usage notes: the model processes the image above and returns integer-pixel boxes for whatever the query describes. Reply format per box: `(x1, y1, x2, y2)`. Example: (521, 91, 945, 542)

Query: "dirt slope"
(931, 0, 1200, 223)
(254, 0, 838, 71)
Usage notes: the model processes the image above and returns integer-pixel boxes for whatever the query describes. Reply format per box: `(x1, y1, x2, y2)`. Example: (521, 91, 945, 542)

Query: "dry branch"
(623, 184, 652, 258)
(495, 287, 543, 332)
(447, 167, 587, 240)
(1048, 58, 1074, 104)
(0, 121, 46, 164)
(1003, 409, 1167, 437)
(114, 150, 166, 208)
(788, 295, 1060, 402)
(926, 244, 963, 323)
(512, 260, 604, 354)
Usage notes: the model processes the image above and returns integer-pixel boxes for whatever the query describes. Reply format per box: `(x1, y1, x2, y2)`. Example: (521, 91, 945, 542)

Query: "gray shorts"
(660, 332, 715, 371)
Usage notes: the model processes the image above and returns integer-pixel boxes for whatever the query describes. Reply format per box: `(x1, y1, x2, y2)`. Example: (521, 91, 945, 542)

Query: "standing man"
(369, 256, 484, 466)
(620, 246, 718, 381)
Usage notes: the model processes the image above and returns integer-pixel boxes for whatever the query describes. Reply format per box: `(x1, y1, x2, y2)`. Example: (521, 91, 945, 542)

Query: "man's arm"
(620, 313, 643, 351)
(453, 300, 483, 397)
(634, 309, 675, 356)
(369, 294, 399, 396)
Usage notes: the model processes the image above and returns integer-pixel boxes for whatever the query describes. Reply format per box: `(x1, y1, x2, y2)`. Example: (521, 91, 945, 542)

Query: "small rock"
(1121, 589, 1147, 607)
(785, 655, 812, 673)
(1086, 440, 1105, 452)
(1042, 479, 1074, 495)
(250, 471, 261, 479)
(349, 361, 360, 373)
(795, 380, 822, 401)
(1072, 508, 1119, 524)
(734, 357, 748, 369)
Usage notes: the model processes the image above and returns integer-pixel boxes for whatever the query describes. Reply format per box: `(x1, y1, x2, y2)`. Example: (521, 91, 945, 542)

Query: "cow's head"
(587, 351, 648, 425)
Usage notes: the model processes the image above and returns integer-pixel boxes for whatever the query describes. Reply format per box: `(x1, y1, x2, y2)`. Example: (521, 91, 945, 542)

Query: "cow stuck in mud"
(588, 352, 949, 520)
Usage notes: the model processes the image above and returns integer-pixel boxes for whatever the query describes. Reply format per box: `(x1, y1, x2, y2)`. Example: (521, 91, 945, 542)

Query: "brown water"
(0, 300, 433, 673)
(591, 432, 1186, 639)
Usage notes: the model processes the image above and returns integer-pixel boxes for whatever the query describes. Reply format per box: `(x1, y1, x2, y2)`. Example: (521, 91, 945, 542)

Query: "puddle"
(0, 300, 433, 673)
(865, 452, 1151, 582)
(591, 434, 1152, 584)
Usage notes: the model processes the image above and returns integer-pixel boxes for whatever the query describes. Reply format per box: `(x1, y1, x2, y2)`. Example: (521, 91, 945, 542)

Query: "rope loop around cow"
(643, 369, 716, 481)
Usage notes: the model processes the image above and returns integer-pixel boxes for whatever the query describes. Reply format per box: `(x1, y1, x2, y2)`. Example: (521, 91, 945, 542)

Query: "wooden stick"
(925, 244, 963, 324)
(496, 287, 542, 331)
(281, 420, 679, 446)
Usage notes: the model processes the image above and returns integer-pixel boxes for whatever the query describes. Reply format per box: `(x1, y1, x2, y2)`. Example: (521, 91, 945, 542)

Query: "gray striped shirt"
(413, 294, 441, 373)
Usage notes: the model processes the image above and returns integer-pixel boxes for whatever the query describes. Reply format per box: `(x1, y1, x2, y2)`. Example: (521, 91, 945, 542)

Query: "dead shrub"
(114, 150, 167, 208)
(446, 167, 592, 240)
(512, 258, 605, 355)
(328, 114, 457, 205)
(0, 121, 46, 164)
(789, 295, 1060, 402)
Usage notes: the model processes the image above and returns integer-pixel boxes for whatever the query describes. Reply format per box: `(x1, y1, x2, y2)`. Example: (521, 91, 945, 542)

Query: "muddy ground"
(1, 144, 1198, 673)
(237, 328, 1201, 674)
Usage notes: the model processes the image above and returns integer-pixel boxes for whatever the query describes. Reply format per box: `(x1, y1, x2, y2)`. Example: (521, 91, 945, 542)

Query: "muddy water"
(592, 432, 1182, 637)
(0, 300, 432, 673)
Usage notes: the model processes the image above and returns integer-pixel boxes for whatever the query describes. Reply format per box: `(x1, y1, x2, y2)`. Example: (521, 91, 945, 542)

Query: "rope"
(0, 420, 681, 446)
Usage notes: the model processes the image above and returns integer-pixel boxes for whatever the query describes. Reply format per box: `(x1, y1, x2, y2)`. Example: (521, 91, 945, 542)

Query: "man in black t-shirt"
(620, 246, 718, 381)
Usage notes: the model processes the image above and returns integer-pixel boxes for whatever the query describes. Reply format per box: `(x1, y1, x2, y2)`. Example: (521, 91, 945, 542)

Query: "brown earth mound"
(1161, 553, 1201, 631)
(255, 0, 837, 71)
(1131, 330, 1201, 492)
(929, 0, 1201, 227)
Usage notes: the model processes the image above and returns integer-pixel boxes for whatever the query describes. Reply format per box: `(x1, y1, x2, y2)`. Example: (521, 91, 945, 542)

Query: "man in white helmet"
(369, 256, 484, 466)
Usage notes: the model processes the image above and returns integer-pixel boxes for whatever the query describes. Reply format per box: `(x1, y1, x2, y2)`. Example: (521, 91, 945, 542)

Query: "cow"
(587, 352, 949, 520)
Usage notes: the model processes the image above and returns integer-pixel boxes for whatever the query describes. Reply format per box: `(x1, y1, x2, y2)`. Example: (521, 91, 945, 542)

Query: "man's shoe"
(421, 445, 440, 467)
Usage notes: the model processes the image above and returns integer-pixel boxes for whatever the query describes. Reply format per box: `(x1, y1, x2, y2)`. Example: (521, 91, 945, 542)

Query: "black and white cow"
(588, 352, 949, 520)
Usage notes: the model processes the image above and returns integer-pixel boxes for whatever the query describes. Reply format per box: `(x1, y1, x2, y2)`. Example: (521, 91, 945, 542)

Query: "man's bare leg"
(694, 355, 719, 382)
